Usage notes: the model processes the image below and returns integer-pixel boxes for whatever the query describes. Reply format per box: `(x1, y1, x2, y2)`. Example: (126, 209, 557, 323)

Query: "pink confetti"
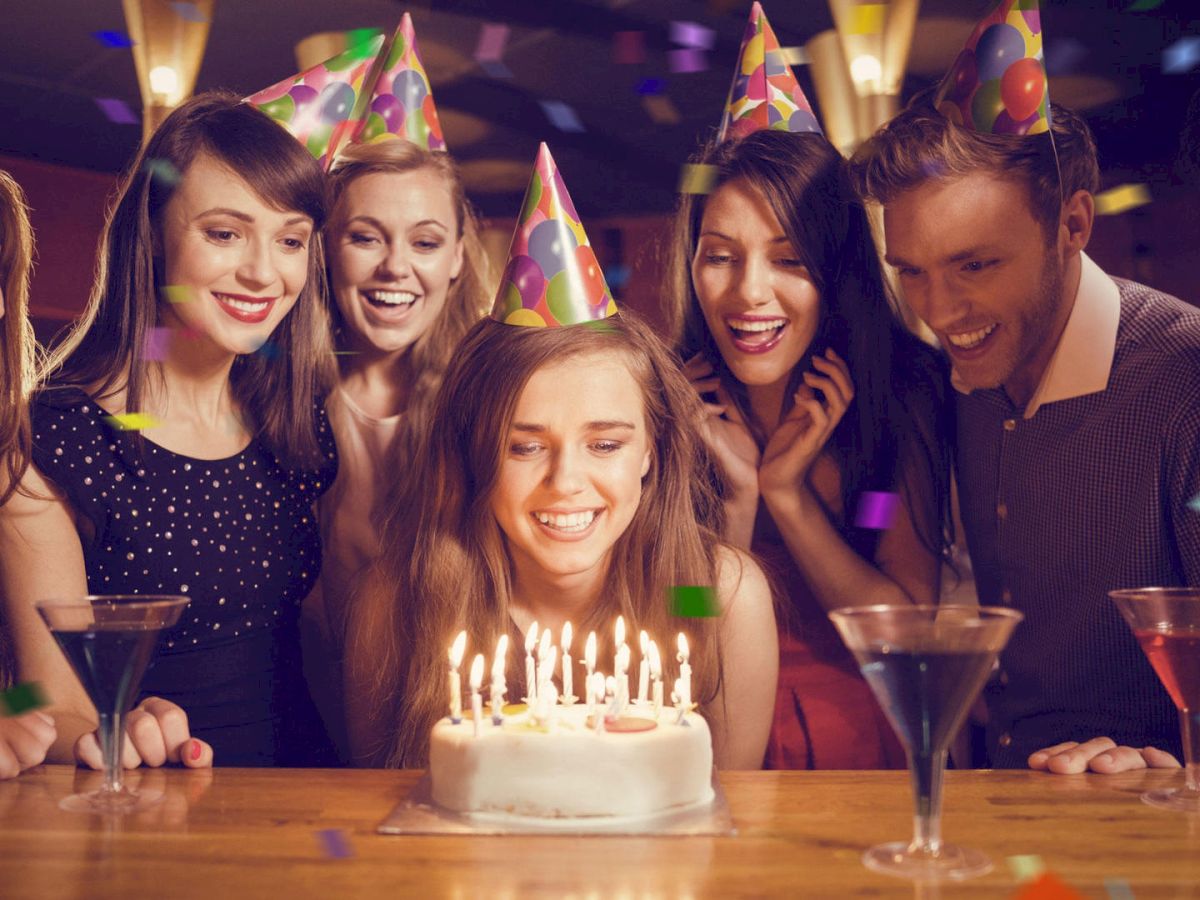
(474, 23, 509, 63)
(614, 31, 646, 65)
(670, 21, 715, 50)
(669, 48, 708, 74)
(854, 491, 899, 530)
(143, 327, 171, 361)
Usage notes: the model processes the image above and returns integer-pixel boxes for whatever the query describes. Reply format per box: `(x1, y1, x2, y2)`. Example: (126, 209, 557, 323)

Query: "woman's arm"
(708, 546, 777, 770)
(342, 563, 399, 767)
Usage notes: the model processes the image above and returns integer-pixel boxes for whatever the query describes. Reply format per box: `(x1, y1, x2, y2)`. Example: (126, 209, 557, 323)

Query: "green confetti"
(0, 682, 48, 717)
(669, 585, 720, 617)
(1007, 854, 1047, 884)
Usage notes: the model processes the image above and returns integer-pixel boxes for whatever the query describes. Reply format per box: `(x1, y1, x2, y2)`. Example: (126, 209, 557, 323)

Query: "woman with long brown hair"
(0, 170, 56, 779)
(0, 92, 338, 768)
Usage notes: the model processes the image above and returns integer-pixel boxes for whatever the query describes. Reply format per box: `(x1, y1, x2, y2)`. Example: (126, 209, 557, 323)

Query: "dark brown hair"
(39, 91, 335, 468)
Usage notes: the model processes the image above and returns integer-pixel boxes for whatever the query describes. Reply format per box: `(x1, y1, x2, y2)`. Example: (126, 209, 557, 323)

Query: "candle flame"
(561, 621, 573, 653)
(537, 627, 552, 661)
(492, 634, 509, 679)
(648, 639, 661, 677)
(615, 615, 626, 647)
(449, 630, 467, 668)
(639, 629, 649, 652)
(469, 653, 485, 690)
(585, 631, 597, 669)
(617, 643, 630, 672)
(525, 621, 539, 653)
(676, 631, 689, 662)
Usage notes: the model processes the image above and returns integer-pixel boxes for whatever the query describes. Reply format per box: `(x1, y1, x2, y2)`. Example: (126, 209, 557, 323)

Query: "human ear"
(1059, 189, 1094, 255)
(450, 236, 465, 282)
(640, 447, 651, 479)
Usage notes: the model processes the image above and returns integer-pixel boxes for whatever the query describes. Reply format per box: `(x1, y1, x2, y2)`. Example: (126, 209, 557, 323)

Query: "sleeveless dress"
(31, 386, 338, 766)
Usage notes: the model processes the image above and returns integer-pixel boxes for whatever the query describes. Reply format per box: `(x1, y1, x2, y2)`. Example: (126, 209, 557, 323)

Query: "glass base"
(863, 841, 993, 881)
(1141, 787, 1200, 813)
(59, 787, 164, 814)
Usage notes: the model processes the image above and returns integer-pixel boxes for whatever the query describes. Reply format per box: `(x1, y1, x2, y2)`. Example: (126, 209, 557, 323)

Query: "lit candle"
(490, 634, 509, 724)
(671, 677, 686, 724)
(584, 631, 597, 682)
(469, 653, 484, 737)
(591, 672, 606, 733)
(537, 627, 553, 691)
(605, 675, 620, 723)
(524, 621, 538, 705)
(637, 630, 650, 705)
(561, 621, 574, 704)
(534, 643, 558, 723)
(614, 615, 626, 682)
(676, 632, 692, 710)
(616, 643, 631, 717)
(648, 638, 663, 715)
(448, 630, 467, 723)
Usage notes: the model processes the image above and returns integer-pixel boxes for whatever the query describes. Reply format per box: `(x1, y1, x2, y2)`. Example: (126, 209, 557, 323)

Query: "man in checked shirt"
(851, 94, 1196, 773)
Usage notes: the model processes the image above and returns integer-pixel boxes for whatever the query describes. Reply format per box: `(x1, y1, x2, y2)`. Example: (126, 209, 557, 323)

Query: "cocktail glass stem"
(1183, 709, 1200, 794)
(909, 749, 946, 858)
(98, 711, 123, 795)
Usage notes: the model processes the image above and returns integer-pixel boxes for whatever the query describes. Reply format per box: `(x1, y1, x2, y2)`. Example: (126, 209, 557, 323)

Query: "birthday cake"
(428, 703, 715, 819)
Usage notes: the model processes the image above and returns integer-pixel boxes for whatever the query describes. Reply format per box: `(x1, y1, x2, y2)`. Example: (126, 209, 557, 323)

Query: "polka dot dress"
(31, 386, 339, 766)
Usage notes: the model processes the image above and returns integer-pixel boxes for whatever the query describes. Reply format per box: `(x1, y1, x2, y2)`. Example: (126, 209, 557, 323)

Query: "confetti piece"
(143, 327, 171, 361)
(1189, 493, 1200, 513)
(479, 60, 513, 79)
(854, 491, 898, 530)
(1045, 38, 1087, 76)
(1103, 878, 1135, 900)
(669, 48, 708, 74)
(768, 46, 809, 67)
(678, 163, 717, 194)
(670, 585, 720, 617)
(642, 95, 681, 125)
(540, 100, 585, 133)
(607, 264, 631, 290)
(0, 683, 48, 717)
(614, 31, 646, 65)
(636, 77, 666, 96)
(670, 21, 716, 51)
(163, 285, 195, 304)
(95, 98, 138, 125)
(315, 828, 354, 859)
(1126, 0, 1165, 9)
(1013, 872, 1086, 900)
(92, 30, 135, 48)
(1007, 854, 1047, 884)
(847, 4, 887, 35)
(474, 23, 510, 63)
(104, 413, 164, 432)
(1163, 37, 1200, 75)
(1094, 183, 1152, 216)
(168, 1, 208, 23)
(145, 158, 181, 186)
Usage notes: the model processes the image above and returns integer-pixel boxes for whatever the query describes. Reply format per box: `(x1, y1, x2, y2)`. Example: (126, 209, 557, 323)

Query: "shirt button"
(1001, 588, 1012, 604)
(997, 502, 1008, 520)
(1003, 419, 1016, 432)
(999, 733, 1013, 748)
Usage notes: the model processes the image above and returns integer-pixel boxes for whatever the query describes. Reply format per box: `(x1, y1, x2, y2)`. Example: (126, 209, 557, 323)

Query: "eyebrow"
(345, 215, 449, 231)
(885, 246, 997, 268)
(699, 229, 790, 244)
(196, 207, 310, 228)
(511, 420, 637, 433)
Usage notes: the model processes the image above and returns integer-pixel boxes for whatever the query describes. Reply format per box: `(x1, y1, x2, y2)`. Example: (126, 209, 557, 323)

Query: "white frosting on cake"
(429, 703, 714, 818)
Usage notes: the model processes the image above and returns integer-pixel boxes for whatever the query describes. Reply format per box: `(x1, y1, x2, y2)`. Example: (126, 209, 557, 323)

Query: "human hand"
(73, 697, 213, 770)
(683, 353, 761, 498)
(759, 348, 854, 497)
(1028, 737, 1181, 774)
(0, 711, 56, 779)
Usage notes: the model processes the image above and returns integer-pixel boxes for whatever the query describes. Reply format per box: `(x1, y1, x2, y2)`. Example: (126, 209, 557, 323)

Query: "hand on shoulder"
(1028, 737, 1180, 774)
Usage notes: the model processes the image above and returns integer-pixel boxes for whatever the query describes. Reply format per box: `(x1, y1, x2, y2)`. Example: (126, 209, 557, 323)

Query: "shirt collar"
(950, 252, 1120, 418)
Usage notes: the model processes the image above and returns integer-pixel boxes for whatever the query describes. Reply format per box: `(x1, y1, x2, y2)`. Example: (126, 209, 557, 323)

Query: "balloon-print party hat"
(245, 32, 385, 169)
(934, 0, 1050, 136)
(490, 144, 618, 328)
(347, 13, 447, 152)
(717, 2, 822, 142)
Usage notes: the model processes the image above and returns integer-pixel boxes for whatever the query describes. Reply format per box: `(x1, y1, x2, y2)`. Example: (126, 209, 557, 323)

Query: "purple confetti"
(614, 31, 646, 65)
(95, 98, 138, 125)
(143, 327, 171, 361)
(636, 77, 666, 96)
(315, 828, 353, 859)
(1164, 37, 1200, 74)
(474, 23, 509, 63)
(1045, 38, 1086, 76)
(479, 60, 513, 79)
(92, 30, 134, 48)
(854, 491, 899, 530)
(670, 21, 716, 50)
(669, 48, 708, 74)
(168, 1, 208, 23)
(539, 100, 585, 133)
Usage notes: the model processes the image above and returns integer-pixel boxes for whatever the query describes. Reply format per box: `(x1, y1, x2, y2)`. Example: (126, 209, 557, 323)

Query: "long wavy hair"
(666, 130, 953, 564)
(326, 141, 491, 472)
(0, 171, 38, 506)
(360, 313, 731, 767)
(38, 91, 335, 468)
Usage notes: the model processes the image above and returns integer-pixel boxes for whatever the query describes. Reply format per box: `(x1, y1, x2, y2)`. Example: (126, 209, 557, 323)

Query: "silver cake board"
(377, 771, 735, 837)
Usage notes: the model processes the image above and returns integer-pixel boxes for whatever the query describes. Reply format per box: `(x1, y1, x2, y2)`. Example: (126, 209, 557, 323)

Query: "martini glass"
(1109, 587, 1200, 812)
(35, 595, 189, 813)
(829, 604, 1022, 881)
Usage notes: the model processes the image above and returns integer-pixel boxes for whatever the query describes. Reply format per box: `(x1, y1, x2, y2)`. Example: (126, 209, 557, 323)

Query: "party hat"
(347, 13, 447, 152)
(934, 0, 1050, 136)
(717, 2, 821, 142)
(246, 33, 385, 170)
(490, 144, 618, 328)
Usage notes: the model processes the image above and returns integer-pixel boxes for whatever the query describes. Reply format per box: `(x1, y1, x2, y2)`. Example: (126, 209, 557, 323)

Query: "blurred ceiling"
(1, 0, 1198, 218)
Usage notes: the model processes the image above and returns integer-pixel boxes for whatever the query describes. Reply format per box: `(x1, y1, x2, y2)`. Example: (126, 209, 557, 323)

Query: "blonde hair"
(0, 170, 39, 505)
(327, 141, 492, 471)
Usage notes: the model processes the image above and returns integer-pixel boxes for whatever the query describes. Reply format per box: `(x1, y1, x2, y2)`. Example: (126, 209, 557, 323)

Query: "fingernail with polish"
(190, 739, 202, 761)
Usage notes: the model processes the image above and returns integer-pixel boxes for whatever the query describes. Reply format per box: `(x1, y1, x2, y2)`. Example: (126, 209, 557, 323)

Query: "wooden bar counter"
(0, 765, 1194, 898)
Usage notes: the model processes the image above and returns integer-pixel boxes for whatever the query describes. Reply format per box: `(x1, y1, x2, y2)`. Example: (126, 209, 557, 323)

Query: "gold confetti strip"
(769, 46, 809, 67)
(848, 4, 887, 35)
(163, 284, 195, 304)
(1094, 183, 1151, 216)
(678, 164, 718, 195)
(104, 412, 164, 431)
(642, 95, 681, 125)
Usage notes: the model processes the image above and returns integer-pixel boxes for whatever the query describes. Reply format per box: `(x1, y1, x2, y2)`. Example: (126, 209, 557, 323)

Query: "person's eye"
(414, 238, 444, 252)
(704, 252, 734, 265)
(895, 265, 922, 278)
(510, 442, 543, 457)
(280, 236, 308, 252)
(962, 259, 997, 273)
(590, 440, 625, 454)
(206, 229, 238, 243)
(349, 232, 380, 246)
(777, 257, 805, 269)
